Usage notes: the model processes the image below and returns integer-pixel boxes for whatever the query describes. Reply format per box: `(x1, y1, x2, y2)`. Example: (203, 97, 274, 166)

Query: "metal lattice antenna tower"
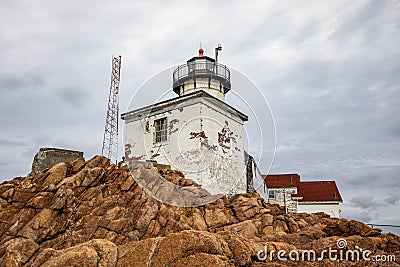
(102, 55, 122, 164)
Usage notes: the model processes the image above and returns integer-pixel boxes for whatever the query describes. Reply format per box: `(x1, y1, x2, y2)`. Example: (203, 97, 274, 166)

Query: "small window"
(154, 118, 167, 143)
(269, 190, 275, 199)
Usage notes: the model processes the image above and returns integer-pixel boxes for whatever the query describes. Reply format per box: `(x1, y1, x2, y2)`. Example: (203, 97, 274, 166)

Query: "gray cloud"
(56, 86, 90, 108)
(0, 73, 44, 91)
(0, 138, 27, 147)
(331, 0, 388, 44)
(350, 196, 379, 210)
(385, 195, 400, 205)
(387, 119, 400, 138)
(344, 167, 400, 188)
(342, 209, 376, 223)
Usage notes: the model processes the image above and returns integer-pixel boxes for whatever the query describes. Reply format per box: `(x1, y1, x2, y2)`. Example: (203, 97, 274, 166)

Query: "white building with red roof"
(263, 174, 343, 218)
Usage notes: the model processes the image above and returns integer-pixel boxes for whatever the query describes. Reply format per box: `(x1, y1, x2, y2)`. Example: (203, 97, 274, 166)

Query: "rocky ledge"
(0, 156, 399, 266)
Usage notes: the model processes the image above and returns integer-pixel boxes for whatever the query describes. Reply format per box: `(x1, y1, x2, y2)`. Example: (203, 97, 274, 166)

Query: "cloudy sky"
(1, 1, 399, 233)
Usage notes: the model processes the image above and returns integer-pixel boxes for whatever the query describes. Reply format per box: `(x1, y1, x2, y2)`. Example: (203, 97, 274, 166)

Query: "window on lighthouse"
(154, 117, 167, 143)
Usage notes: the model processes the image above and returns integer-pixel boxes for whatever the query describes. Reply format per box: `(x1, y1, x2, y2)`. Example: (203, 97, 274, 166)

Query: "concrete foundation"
(31, 147, 84, 173)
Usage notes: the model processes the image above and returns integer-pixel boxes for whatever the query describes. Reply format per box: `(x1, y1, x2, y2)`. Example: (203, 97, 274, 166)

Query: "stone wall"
(31, 147, 84, 173)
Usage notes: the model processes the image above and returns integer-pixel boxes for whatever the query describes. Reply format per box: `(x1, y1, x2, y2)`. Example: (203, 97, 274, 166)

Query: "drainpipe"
(284, 189, 287, 214)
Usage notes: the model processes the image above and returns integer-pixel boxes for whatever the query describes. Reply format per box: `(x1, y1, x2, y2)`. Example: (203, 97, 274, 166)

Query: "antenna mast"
(102, 55, 122, 164)
(215, 44, 222, 63)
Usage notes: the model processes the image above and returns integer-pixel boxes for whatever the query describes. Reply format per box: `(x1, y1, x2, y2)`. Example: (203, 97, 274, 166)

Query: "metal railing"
(173, 61, 231, 89)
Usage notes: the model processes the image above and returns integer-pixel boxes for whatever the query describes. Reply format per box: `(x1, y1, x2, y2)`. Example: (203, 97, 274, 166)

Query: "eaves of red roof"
(263, 174, 300, 188)
(295, 181, 343, 202)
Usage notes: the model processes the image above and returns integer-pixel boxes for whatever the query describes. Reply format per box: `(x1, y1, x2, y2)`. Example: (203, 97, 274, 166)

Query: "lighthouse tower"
(122, 48, 253, 196)
(173, 48, 231, 101)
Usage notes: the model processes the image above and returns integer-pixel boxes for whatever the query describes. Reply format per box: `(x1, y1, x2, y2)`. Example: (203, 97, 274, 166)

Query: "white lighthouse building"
(122, 48, 263, 196)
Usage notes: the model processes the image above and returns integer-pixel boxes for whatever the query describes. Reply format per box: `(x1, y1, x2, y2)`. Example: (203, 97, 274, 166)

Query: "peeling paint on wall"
(125, 143, 145, 161)
(125, 144, 133, 159)
(174, 148, 204, 165)
(189, 131, 217, 152)
(200, 139, 217, 152)
(189, 131, 207, 139)
(168, 119, 179, 135)
(150, 153, 160, 159)
(218, 126, 234, 153)
(209, 154, 234, 184)
(130, 155, 145, 160)
(123, 96, 248, 196)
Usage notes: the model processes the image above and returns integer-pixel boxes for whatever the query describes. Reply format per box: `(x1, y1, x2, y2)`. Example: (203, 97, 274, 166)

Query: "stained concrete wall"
(123, 95, 247, 196)
(31, 147, 84, 173)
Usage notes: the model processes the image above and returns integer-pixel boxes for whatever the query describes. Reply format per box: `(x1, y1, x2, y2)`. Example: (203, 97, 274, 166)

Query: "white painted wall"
(180, 79, 225, 101)
(267, 187, 298, 213)
(250, 159, 268, 201)
(123, 95, 247, 195)
(297, 202, 341, 218)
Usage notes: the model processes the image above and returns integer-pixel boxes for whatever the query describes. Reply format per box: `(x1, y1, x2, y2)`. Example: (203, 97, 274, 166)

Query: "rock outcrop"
(0, 156, 399, 266)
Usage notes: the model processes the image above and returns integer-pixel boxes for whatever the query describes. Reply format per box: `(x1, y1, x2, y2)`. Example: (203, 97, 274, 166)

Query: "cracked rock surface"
(0, 156, 399, 266)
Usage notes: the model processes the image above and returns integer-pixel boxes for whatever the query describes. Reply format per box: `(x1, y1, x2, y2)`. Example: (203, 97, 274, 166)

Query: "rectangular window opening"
(154, 117, 167, 143)
(269, 190, 275, 199)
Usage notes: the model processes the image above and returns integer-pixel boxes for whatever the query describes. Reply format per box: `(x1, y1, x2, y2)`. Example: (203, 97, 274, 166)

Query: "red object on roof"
(187, 49, 215, 63)
(199, 48, 204, 57)
(295, 181, 343, 202)
(263, 174, 300, 188)
(264, 174, 342, 203)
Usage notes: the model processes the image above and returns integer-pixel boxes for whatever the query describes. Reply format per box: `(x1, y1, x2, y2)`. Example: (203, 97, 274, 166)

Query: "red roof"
(295, 181, 343, 202)
(263, 174, 342, 203)
(263, 174, 300, 188)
